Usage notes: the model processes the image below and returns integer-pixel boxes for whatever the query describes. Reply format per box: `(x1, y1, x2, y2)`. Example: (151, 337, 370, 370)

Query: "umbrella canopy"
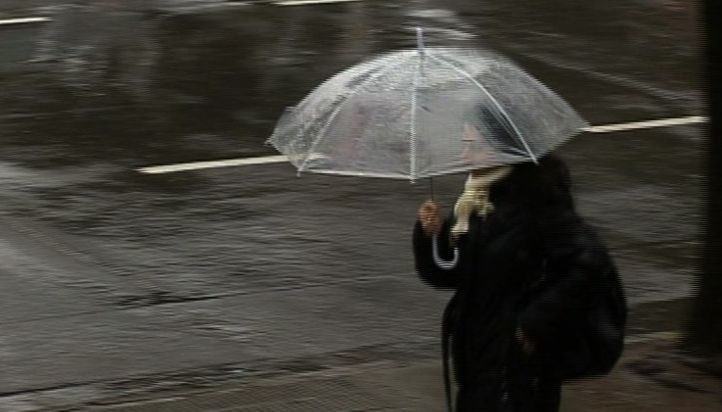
(267, 35, 588, 181)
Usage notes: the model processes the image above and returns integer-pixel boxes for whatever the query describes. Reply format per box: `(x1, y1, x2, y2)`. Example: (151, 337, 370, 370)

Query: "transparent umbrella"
(267, 28, 588, 181)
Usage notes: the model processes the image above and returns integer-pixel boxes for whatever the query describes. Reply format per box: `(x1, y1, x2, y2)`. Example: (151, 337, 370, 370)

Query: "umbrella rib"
(428, 54, 538, 164)
(298, 55, 412, 174)
(409, 54, 421, 182)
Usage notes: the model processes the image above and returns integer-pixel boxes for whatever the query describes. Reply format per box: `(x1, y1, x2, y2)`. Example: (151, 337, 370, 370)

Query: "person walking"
(414, 137, 625, 411)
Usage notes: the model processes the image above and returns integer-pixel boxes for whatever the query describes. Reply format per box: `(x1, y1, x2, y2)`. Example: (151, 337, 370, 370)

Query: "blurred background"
(0, 1, 715, 411)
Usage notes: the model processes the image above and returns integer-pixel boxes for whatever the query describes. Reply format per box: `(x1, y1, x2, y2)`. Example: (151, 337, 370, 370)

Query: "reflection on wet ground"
(0, 1, 704, 308)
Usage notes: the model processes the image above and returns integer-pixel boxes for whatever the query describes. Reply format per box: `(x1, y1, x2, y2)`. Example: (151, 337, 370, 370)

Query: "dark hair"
(501, 154, 575, 212)
(464, 106, 575, 211)
(462, 105, 520, 149)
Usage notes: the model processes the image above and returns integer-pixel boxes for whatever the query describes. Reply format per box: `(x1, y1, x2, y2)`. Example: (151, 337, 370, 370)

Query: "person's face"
(461, 123, 494, 167)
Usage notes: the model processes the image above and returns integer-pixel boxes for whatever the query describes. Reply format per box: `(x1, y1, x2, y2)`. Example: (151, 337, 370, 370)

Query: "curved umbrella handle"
(432, 235, 459, 270)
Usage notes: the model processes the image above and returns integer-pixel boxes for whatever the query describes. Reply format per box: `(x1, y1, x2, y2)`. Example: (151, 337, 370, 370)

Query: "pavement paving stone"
(69, 337, 721, 412)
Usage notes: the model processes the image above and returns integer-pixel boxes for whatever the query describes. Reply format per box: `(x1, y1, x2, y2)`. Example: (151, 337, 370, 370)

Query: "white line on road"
(0, 17, 52, 26)
(138, 155, 289, 174)
(582, 115, 707, 134)
(273, 0, 362, 6)
(625, 331, 680, 344)
(136, 115, 708, 175)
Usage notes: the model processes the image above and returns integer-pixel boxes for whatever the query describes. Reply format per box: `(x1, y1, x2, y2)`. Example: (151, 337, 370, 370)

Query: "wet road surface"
(0, 0, 703, 407)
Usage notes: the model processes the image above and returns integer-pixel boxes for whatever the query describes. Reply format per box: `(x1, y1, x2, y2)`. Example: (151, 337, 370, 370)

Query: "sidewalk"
(77, 334, 720, 412)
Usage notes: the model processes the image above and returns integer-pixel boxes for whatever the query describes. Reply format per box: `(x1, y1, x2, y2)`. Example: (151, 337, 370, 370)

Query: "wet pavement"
(0, 0, 705, 408)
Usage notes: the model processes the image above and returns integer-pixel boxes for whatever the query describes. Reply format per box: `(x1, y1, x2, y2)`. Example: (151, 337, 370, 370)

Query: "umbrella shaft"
(416, 27, 425, 55)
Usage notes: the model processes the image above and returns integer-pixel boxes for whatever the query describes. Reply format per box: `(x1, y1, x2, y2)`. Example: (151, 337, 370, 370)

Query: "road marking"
(583, 115, 707, 134)
(137, 155, 289, 174)
(0, 17, 52, 26)
(625, 331, 680, 344)
(136, 115, 708, 175)
(273, 0, 362, 6)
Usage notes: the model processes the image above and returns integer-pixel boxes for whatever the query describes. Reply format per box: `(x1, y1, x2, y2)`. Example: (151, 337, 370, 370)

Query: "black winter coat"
(413, 157, 621, 412)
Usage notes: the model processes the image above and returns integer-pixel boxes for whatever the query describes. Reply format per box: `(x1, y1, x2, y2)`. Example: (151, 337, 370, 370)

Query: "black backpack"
(552, 253, 627, 380)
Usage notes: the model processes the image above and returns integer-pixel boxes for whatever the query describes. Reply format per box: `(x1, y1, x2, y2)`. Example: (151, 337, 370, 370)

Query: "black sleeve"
(518, 213, 613, 345)
(412, 215, 461, 290)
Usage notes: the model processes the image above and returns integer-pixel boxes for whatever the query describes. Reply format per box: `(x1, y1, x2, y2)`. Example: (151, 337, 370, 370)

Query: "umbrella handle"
(432, 235, 459, 270)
